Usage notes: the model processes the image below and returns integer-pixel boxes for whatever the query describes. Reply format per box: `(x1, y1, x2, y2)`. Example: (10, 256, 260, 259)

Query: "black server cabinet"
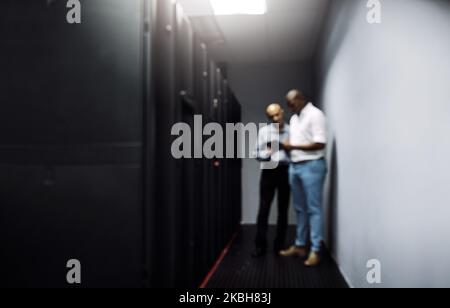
(207, 60, 220, 257)
(151, 0, 180, 288)
(193, 38, 214, 286)
(215, 67, 225, 249)
(0, 0, 243, 288)
(229, 93, 243, 229)
(221, 79, 231, 239)
(143, 0, 158, 288)
(0, 0, 148, 287)
(175, 2, 198, 288)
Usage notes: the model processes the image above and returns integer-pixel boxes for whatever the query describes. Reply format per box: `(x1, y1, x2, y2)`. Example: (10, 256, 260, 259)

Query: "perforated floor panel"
(205, 226, 349, 288)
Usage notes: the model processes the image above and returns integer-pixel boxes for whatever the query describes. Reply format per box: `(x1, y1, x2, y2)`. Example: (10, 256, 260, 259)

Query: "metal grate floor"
(206, 226, 349, 288)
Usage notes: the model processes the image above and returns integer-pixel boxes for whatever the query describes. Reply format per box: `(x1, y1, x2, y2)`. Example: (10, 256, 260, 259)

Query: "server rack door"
(176, 7, 195, 97)
(0, 0, 145, 287)
(200, 45, 212, 273)
(215, 68, 225, 247)
(222, 80, 231, 238)
(208, 60, 220, 257)
(152, 0, 179, 287)
(226, 91, 241, 231)
(179, 99, 196, 287)
(143, 0, 158, 288)
(175, 2, 198, 287)
(194, 39, 213, 280)
(194, 35, 212, 277)
(231, 96, 243, 227)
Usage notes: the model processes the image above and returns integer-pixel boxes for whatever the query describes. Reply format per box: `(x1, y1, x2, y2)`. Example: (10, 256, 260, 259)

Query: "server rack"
(176, 2, 197, 287)
(222, 78, 231, 239)
(0, 0, 146, 287)
(193, 37, 207, 284)
(210, 61, 220, 257)
(229, 93, 243, 229)
(217, 65, 225, 258)
(152, 0, 180, 288)
(0, 0, 242, 288)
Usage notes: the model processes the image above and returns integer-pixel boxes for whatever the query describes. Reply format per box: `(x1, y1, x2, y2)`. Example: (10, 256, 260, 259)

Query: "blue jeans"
(289, 159, 327, 252)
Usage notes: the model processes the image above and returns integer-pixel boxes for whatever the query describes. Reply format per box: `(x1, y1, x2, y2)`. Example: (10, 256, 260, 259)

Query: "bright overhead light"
(209, 0, 267, 16)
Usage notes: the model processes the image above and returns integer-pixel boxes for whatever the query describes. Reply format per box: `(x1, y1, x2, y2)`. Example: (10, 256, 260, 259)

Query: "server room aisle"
(204, 226, 348, 288)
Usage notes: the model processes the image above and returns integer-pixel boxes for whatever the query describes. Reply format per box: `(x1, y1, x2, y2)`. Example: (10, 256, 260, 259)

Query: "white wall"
(228, 62, 313, 225)
(317, 0, 450, 287)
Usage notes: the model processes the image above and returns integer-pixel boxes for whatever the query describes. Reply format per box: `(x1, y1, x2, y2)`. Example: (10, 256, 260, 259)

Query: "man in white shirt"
(279, 90, 327, 267)
(252, 103, 291, 258)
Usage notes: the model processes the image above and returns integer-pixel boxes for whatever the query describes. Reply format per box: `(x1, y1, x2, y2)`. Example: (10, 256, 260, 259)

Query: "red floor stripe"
(199, 229, 240, 289)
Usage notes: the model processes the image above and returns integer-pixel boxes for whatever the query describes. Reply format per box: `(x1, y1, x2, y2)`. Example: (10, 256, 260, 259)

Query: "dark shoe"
(251, 247, 266, 258)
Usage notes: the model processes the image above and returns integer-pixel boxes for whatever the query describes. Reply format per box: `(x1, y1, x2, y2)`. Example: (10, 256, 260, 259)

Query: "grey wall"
(316, 0, 450, 287)
(228, 62, 313, 225)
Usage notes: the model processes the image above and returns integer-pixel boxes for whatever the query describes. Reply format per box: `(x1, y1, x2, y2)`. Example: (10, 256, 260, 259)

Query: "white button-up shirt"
(289, 103, 327, 163)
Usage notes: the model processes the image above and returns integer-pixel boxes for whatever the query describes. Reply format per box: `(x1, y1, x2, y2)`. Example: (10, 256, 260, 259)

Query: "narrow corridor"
(1, 0, 450, 290)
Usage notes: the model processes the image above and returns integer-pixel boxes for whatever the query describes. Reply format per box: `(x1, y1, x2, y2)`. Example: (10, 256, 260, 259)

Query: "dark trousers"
(255, 165, 291, 250)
